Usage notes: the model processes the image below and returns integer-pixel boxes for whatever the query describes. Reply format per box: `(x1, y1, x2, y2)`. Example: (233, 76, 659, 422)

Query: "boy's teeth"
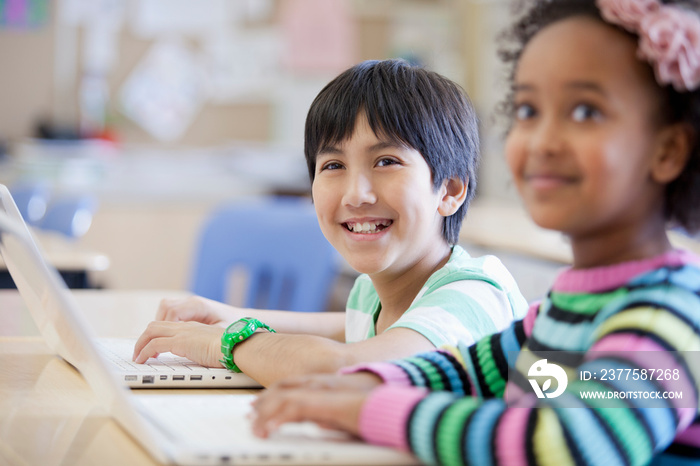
(349, 221, 387, 233)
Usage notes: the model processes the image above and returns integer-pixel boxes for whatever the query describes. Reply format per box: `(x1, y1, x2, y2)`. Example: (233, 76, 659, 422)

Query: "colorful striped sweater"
(347, 249, 700, 465)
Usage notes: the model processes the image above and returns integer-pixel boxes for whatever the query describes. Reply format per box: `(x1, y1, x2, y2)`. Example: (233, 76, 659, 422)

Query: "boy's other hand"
(132, 320, 224, 368)
(156, 296, 229, 325)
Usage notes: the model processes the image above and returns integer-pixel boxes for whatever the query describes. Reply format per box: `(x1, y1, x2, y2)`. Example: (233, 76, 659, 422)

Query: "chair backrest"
(9, 182, 51, 226)
(39, 195, 99, 239)
(190, 197, 339, 312)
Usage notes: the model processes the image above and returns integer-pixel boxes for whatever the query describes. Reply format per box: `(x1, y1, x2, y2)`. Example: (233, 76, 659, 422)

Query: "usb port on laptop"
(173, 375, 185, 381)
(190, 375, 202, 381)
(125, 375, 137, 382)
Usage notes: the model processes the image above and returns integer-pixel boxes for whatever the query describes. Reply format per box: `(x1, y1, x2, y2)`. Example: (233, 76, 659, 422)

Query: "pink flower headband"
(596, 0, 700, 92)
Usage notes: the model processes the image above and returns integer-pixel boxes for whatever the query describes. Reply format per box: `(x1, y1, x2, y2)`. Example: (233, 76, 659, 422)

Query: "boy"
(133, 59, 528, 387)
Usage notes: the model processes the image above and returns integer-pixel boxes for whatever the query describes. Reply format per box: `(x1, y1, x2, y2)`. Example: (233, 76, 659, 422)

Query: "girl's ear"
(652, 123, 694, 184)
(438, 177, 468, 217)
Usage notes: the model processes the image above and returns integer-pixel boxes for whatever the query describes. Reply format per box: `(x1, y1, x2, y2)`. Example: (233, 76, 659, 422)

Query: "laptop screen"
(0, 190, 65, 349)
(0, 185, 123, 404)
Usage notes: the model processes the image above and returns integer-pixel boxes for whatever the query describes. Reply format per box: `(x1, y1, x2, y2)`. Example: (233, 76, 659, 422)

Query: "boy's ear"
(438, 177, 468, 217)
(651, 123, 694, 184)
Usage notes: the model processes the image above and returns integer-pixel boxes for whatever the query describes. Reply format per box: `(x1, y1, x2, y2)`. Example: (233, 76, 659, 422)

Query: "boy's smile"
(312, 113, 451, 279)
(343, 218, 393, 236)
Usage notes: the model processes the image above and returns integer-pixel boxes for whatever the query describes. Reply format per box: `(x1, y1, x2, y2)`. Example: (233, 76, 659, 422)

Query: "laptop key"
(146, 363, 175, 372)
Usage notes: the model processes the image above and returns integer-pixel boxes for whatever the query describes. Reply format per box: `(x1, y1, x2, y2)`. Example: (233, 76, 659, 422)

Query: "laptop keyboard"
(96, 338, 202, 372)
(93, 337, 260, 387)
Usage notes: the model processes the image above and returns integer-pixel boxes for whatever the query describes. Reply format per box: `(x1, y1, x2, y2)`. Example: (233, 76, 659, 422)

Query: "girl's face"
(505, 16, 669, 252)
(311, 113, 453, 278)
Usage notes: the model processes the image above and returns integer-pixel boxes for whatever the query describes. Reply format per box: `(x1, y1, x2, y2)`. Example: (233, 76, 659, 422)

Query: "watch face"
(228, 320, 248, 333)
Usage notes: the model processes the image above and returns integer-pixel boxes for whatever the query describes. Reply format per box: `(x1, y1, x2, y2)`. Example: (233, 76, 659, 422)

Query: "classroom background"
(0, 0, 598, 310)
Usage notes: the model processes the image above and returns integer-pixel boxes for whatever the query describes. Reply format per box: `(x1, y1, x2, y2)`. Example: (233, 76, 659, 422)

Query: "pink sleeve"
(522, 301, 540, 336)
(338, 362, 412, 386)
(358, 385, 427, 450)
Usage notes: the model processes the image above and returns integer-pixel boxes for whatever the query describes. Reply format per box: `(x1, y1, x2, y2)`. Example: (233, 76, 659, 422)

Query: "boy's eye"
(572, 104, 601, 122)
(376, 157, 400, 167)
(514, 103, 536, 121)
(320, 161, 343, 171)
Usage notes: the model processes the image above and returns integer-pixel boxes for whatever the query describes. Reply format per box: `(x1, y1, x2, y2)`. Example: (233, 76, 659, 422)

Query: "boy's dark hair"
(497, 0, 700, 234)
(304, 59, 480, 245)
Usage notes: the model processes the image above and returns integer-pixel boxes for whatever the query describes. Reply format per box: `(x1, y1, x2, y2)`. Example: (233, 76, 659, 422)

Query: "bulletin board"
(0, 0, 465, 148)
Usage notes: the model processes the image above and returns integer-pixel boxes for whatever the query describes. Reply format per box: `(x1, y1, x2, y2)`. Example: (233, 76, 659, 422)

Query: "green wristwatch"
(220, 317, 276, 372)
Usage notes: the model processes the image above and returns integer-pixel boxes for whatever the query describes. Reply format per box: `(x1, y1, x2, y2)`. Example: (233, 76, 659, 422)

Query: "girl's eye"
(572, 104, 601, 122)
(514, 103, 536, 121)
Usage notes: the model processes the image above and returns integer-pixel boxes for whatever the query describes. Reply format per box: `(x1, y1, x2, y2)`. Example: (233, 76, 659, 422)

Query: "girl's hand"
(270, 371, 384, 392)
(156, 296, 237, 326)
(132, 320, 224, 367)
(251, 385, 370, 438)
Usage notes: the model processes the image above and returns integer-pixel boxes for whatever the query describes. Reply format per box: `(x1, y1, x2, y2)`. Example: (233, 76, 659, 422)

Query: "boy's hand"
(156, 296, 234, 326)
(132, 320, 224, 367)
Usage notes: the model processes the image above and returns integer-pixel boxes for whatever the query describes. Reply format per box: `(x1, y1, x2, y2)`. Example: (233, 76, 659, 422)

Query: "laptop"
(0, 185, 419, 465)
(0, 183, 258, 388)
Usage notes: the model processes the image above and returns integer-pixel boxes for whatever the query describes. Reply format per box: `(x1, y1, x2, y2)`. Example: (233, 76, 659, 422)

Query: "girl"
(250, 0, 700, 464)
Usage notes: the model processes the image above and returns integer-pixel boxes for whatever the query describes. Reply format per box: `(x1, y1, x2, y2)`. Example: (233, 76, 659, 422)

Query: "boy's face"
(312, 113, 450, 278)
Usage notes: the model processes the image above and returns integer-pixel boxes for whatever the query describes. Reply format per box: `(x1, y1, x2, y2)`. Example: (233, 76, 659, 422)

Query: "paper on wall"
(118, 40, 206, 142)
(1, 0, 49, 27)
(131, 0, 233, 37)
(389, 7, 462, 82)
(278, 0, 356, 74)
(83, 26, 120, 74)
(243, 0, 273, 22)
(201, 28, 282, 104)
(58, 0, 124, 29)
(271, 76, 329, 146)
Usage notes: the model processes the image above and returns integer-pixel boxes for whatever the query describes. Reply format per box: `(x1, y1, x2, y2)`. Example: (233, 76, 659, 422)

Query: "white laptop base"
(134, 394, 417, 465)
(97, 338, 259, 388)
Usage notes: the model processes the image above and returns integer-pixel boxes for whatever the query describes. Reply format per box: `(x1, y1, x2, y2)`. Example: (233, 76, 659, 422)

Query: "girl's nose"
(342, 169, 377, 207)
(530, 116, 565, 157)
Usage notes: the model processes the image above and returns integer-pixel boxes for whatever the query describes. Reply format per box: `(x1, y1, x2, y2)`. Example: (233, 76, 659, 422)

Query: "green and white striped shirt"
(345, 245, 528, 346)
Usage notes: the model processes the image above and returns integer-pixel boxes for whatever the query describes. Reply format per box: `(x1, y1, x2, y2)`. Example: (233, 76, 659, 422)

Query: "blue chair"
(190, 197, 339, 312)
(9, 182, 51, 226)
(39, 195, 99, 239)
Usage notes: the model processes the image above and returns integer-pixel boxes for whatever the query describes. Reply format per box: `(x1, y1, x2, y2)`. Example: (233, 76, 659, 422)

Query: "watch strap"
(220, 317, 275, 372)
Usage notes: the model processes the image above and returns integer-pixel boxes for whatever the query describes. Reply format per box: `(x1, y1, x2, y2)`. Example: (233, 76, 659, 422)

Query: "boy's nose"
(342, 170, 377, 207)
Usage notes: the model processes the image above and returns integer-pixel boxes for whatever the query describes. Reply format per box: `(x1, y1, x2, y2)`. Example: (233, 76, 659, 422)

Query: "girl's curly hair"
(497, 0, 700, 234)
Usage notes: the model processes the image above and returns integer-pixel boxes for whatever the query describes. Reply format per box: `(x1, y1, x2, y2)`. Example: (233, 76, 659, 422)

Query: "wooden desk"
(0, 290, 259, 466)
(461, 199, 700, 263)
